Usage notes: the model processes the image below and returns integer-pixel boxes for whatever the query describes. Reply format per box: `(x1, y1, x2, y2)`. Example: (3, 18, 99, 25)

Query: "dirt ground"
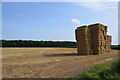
(2, 48, 118, 78)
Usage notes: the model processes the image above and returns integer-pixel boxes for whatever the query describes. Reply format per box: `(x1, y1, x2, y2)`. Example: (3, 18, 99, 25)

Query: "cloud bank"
(72, 0, 117, 10)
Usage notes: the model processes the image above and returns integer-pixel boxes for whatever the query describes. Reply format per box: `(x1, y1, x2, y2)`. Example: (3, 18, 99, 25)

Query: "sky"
(2, 1, 118, 45)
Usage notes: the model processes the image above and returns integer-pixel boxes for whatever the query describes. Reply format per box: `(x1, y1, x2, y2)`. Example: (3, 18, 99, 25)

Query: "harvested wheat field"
(2, 48, 118, 78)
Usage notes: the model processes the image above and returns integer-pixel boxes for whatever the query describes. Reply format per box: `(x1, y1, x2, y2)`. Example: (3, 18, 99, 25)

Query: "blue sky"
(2, 2, 118, 44)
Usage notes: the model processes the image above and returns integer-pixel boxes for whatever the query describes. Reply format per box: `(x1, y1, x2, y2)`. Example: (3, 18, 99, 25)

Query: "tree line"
(111, 45, 120, 50)
(1, 40, 120, 49)
(1, 40, 77, 48)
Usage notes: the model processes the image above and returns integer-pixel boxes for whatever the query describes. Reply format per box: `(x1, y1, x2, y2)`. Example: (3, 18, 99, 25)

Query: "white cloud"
(72, 1, 117, 10)
(80, 2, 103, 10)
(16, 14, 22, 17)
(2, 0, 119, 2)
(71, 19, 80, 24)
(76, 0, 119, 2)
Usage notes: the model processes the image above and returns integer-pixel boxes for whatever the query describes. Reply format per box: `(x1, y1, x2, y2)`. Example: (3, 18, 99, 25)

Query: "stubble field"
(2, 48, 118, 78)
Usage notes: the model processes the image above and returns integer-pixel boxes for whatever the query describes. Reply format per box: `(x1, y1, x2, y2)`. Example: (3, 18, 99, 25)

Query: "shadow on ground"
(44, 53, 87, 57)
